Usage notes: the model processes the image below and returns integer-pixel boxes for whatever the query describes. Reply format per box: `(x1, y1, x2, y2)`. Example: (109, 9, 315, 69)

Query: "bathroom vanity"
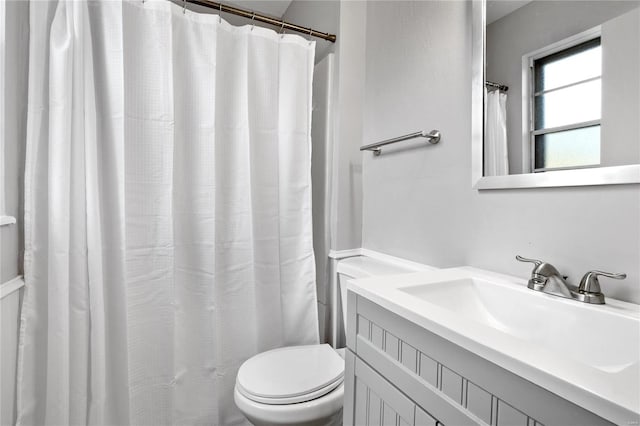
(342, 268, 640, 426)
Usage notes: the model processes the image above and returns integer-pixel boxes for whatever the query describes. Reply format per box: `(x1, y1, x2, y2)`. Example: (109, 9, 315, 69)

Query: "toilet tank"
(334, 253, 432, 347)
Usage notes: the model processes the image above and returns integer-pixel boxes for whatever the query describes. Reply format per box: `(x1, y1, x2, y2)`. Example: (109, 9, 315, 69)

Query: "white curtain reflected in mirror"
(484, 88, 509, 176)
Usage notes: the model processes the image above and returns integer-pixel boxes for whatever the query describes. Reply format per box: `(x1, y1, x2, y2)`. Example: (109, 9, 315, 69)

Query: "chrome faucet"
(575, 270, 627, 304)
(516, 255, 573, 298)
(516, 255, 626, 305)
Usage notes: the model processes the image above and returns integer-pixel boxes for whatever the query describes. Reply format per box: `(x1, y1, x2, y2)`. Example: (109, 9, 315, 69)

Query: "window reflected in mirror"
(532, 37, 601, 171)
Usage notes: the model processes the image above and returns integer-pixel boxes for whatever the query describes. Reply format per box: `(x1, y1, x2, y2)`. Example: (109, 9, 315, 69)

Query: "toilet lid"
(236, 344, 344, 405)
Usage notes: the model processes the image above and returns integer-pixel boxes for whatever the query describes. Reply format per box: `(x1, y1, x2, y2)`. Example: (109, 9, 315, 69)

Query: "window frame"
(521, 26, 602, 173)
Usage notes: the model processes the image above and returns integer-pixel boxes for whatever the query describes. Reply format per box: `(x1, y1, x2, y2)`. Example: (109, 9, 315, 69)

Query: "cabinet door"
(346, 351, 441, 426)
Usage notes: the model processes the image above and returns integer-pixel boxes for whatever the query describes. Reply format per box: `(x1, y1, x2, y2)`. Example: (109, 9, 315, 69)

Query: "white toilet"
(234, 254, 429, 426)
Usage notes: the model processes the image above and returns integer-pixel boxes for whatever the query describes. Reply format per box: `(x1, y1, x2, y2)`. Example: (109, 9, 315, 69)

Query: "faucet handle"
(578, 270, 626, 294)
(516, 255, 547, 290)
(515, 255, 543, 267)
(516, 255, 570, 278)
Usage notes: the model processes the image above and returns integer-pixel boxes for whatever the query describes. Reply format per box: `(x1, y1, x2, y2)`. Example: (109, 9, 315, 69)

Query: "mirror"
(471, 0, 640, 189)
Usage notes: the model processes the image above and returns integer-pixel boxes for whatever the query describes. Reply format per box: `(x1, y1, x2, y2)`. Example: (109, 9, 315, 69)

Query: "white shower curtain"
(17, 1, 318, 424)
(484, 89, 509, 176)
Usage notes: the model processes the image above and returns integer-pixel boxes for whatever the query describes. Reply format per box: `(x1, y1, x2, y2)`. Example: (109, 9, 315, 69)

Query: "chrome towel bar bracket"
(360, 130, 441, 156)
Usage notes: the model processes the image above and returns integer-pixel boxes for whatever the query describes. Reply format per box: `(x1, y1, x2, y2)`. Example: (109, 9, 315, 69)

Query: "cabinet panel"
(382, 402, 397, 425)
(418, 353, 438, 388)
(371, 323, 384, 350)
(400, 342, 418, 373)
(354, 374, 369, 425)
(345, 354, 442, 426)
(369, 390, 383, 425)
(357, 337, 478, 425)
(440, 367, 463, 405)
(497, 400, 527, 426)
(415, 407, 438, 426)
(466, 382, 492, 425)
(385, 331, 400, 361)
(355, 357, 415, 425)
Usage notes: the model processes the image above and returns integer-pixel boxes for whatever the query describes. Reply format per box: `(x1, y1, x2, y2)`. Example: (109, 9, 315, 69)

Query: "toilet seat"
(234, 382, 344, 426)
(236, 344, 344, 405)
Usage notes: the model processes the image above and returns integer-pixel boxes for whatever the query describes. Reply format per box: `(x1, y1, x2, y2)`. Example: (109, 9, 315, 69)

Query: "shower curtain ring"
(251, 12, 255, 31)
(219, 3, 223, 23)
(280, 20, 285, 37)
(183, 0, 187, 14)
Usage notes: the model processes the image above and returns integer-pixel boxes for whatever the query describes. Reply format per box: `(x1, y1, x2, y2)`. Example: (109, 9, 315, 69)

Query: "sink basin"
(399, 277, 640, 374)
(348, 266, 640, 424)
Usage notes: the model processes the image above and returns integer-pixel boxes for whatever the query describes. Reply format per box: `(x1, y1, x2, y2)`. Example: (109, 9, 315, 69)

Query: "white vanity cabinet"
(343, 292, 614, 426)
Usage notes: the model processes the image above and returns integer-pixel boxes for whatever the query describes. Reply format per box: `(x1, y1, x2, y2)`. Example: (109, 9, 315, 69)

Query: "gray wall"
(284, 0, 364, 253)
(330, 1, 365, 251)
(601, 8, 640, 167)
(282, 0, 339, 64)
(486, 1, 640, 174)
(1, 0, 28, 284)
(361, 1, 640, 304)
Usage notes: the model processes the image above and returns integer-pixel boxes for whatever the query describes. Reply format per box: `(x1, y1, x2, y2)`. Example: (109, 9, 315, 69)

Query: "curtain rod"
(183, 0, 337, 43)
(485, 81, 509, 91)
